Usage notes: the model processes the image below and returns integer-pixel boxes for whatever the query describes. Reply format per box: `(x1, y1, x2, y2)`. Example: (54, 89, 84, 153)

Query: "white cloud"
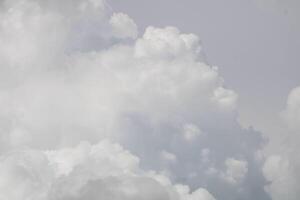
(134, 26, 201, 59)
(0, 0, 268, 200)
(263, 155, 298, 200)
(182, 123, 203, 142)
(212, 87, 238, 111)
(0, 140, 215, 200)
(282, 86, 300, 131)
(176, 185, 216, 200)
(263, 86, 300, 200)
(110, 12, 138, 39)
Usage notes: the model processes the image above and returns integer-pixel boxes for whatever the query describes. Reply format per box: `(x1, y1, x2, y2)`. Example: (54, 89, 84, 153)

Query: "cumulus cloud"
(263, 86, 300, 200)
(282, 87, 300, 131)
(110, 12, 138, 39)
(0, 0, 269, 200)
(0, 140, 216, 200)
(134, 26, 202, 59)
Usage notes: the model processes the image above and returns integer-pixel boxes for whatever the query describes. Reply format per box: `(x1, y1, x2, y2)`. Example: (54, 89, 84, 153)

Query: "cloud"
(160, 150, 177, 163)
(0, 0, 269, 200)
(134, 26, 202, 59)
(0, 140, 216, 200)
(263, 86, 300, 200)
(221, 158, 248, 184)
(110, 12, 138, 39)
(182, 123, 203, 142)
(282, 87, 300, 131)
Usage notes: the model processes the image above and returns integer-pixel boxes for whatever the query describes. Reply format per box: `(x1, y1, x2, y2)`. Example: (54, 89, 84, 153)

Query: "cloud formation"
(0, 0, 270, 200)
(263, 86, 300, 200)
(0, 140, 216, 200)
(109, 12, 138, 39)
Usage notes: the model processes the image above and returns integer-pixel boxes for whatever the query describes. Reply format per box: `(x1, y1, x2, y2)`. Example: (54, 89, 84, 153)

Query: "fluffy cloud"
(263, 86, 300, 200)
(282, 87, 300, 131)
(110, 12, 138, 39)
(0, 0, 269, 200)
(134, 26, 201, 57)
(0, 140, 216, 200)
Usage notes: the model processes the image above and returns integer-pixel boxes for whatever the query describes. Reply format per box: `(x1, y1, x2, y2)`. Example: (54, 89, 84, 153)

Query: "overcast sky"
(0, 0, 299, 200)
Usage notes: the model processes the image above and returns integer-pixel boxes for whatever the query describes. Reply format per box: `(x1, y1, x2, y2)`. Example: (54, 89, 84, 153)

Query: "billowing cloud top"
(263, 86, 300, 200)
(0, 0, 273, 200)
(0, 140, 217, 200)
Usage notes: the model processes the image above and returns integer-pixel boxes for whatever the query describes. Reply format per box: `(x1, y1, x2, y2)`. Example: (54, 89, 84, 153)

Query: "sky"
(0, 0, 299, 200)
